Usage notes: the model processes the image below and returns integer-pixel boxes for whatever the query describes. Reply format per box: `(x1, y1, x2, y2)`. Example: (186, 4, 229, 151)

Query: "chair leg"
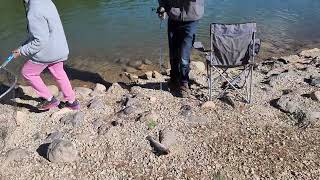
(208, 65, 254, 104)
(248, 65, 254, 103)
(207, 63, 212, 101)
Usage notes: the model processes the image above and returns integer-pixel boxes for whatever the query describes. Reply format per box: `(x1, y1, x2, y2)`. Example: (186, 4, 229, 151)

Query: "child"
(12, 0, 79, 110)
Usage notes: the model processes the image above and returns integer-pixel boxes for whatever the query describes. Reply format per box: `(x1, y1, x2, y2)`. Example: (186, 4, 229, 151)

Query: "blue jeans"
(168, 19, 199, 85)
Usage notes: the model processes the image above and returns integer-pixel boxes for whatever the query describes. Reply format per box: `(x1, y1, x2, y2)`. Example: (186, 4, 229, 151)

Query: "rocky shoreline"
(0, 48, 319, 179)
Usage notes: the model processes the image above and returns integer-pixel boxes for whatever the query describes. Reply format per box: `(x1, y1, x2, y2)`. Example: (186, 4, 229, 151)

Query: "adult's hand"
(157, 7, 167, 20)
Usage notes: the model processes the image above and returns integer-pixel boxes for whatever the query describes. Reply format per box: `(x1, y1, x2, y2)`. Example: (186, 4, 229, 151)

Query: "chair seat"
(206, 56, 254, 68)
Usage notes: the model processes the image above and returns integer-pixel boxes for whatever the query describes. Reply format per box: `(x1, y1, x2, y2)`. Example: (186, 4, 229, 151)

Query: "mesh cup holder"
(0, 68, 17, 150)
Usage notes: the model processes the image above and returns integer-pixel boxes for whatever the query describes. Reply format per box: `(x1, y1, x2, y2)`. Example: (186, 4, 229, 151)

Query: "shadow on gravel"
(36, 143, 50, 160)
(303, 77, 312, 85)
(0, 85, 47, 113)
(269, 98, 280, 110)
(1, 99, 46, 113)
(129, 82, 169, 92)
(129, 81, 208, 101)
(218, 94, 235, 108)
(65, 66, 113, 89)
(301, 93, 311, 98)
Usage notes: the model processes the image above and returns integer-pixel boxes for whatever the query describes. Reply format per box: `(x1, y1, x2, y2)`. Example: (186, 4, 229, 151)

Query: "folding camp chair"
(194, 22, 260, 103)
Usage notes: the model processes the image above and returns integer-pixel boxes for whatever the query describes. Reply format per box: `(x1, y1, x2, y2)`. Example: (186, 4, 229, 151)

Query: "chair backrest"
(210, 23, 257, 67)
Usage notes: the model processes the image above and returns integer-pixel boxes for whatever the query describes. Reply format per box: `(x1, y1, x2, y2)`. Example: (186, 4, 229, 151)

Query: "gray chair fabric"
(204, 22, 260, 103)
(210, 23, 258, 67)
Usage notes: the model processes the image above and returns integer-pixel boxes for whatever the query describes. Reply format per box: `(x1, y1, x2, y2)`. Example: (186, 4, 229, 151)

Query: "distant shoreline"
(14, 43, 320, 89)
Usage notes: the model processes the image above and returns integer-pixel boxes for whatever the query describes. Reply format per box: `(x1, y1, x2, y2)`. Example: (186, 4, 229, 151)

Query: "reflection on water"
(0, 0, 320, 72)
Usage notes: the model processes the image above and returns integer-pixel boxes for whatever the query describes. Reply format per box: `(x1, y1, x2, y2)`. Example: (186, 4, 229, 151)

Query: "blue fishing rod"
(0, 54, 14, 69)
(0, 54, 17, 99)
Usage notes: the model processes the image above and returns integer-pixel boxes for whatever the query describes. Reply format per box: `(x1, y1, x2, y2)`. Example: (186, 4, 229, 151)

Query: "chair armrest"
(193, 41, 212, 53)
(202, 49, 212, 53)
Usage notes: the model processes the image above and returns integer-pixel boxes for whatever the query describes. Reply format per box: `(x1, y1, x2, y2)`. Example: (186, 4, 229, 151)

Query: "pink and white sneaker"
(37, 97, 60, 110)
(65, 100, 80, 110)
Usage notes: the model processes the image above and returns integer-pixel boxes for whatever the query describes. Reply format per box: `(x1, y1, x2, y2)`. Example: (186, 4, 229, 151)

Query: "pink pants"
(21, 60, 76, 102)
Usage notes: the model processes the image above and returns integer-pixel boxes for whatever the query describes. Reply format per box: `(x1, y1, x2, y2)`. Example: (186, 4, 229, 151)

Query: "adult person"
(157, 0, 205, 97)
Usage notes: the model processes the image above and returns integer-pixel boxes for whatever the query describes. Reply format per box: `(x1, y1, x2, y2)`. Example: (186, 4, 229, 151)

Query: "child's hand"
(12, 49, 21, 59)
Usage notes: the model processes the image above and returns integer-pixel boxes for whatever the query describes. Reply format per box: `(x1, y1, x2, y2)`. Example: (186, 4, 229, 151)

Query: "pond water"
(0, 0, 320, 78)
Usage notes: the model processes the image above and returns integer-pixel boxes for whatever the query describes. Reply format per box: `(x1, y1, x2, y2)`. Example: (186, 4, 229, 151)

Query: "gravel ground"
(0, 49, 319, 179)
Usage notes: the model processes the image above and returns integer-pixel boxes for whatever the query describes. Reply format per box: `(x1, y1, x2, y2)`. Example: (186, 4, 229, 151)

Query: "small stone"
(276, 95, 300, 113)
(137, 64, 149, 70)
(299, 48, 320, 59)
(279, 55, 304, 64)
(282, 89, 293, 95)
(47, 140, 78, 163)
(74, 87, 92, 98)
(146, 136, 170, 155)
(307, 112, 320, 122)
(92, 119, 103, 130)
(94, 83, 106, 92)
(0, 127, 8, 149)
(165, 69, 171, 76)
(33, 132, 41, 141)
(51, 108, 74, 119)
(124, 72, 139, 80)
(310, 76, 320, 87)
(137, 111, 159, 122)
(128, 60, 143, 68)
(159, 129, 179, 148)
(124, 67, 138, 73)
(294, 63, 307, 70)
(0, 139, 4, 150)
(148, 96, 157, 103)
(180, 105, 192, 117)
(115, 57, 130, 65)
(17, 85, 58, 99)
(18, 85, 38, 98)
(97, 124, 111, 135)
(152, 71, 162, 79)
(15, 111, 27, 126)
(142, 71, 153, 80)
(122, 106, 136, 115)
(57, 91, 64, 100)
(201, 101, 216, 110)
(45, 132, 63, 142)
(310, 91, 320, 101)
(130, 86, 143, 94)
(48, 85, 59, 97)
(266, 67, 287, 77)
(122, 94, 135, 106)
(111, 121, 119, 126)
(4, 148, 28, 163)
(186, 115, 210, 125)
(90, 83, 106, 96)
(88, 98, 104, 109)
(107, 83, 124, 94)
(190, 61, 206, 73)
(60, 112, 85, 127)
(143, 59, 153, 65)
